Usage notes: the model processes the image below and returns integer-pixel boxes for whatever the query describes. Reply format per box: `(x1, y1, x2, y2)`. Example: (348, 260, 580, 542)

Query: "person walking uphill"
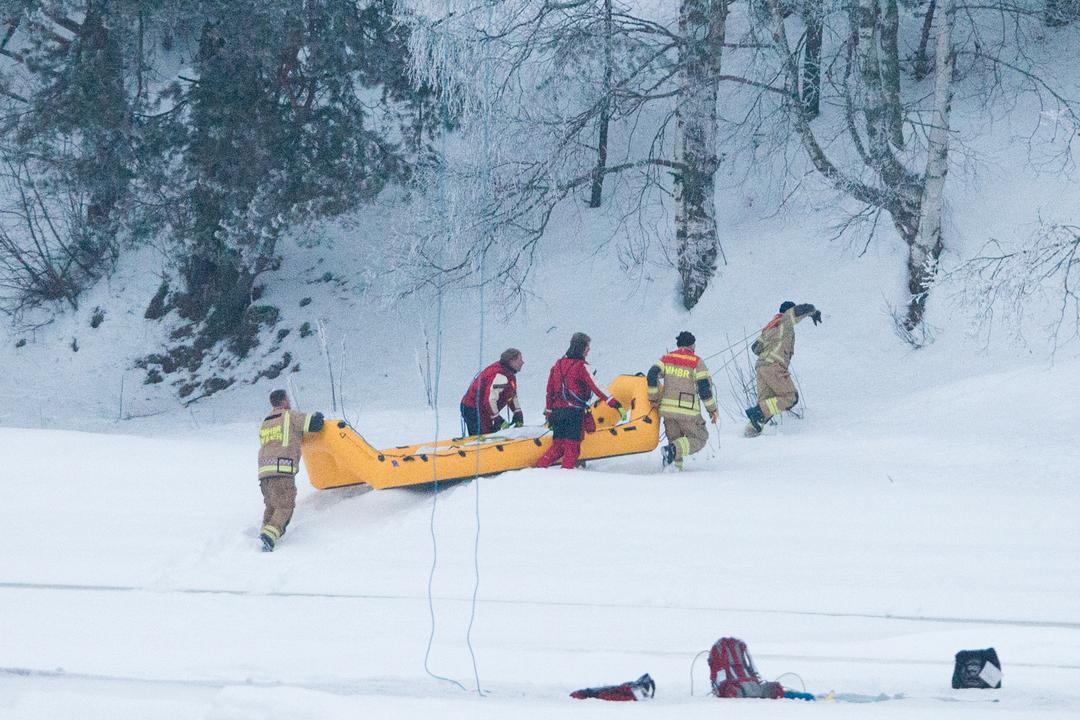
(258, 389, 324, 552)
(648, 331, 718, 469)
(460, 348, 525, 436)
(744, 301, 822, 437)
(535, 333, 626, 469)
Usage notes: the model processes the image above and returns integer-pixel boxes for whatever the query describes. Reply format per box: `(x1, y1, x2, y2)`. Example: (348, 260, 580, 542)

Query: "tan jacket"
(752, 306, 813, 369)
(647, 348, 717, 417)
(258, 410, 317, 479)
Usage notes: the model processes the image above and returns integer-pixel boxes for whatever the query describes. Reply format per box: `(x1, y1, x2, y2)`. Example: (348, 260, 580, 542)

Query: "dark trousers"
(536, 407, 585, 469)
(461, 403, 489, 437)
(550, 407, 585, 440)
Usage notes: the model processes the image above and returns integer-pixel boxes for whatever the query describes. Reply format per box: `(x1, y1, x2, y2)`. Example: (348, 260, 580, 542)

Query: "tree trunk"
(801, 0, 823, 119)
(905, 0, 955, 333)
(77, 3, 130, 271)
(880, 0, 904, 148)
(912, 0, 936, 80)
(676, 0, 726, 310)
(588, 0, 613, 208)
(853, 0, 889, 164)
(852, 0, 919, 219)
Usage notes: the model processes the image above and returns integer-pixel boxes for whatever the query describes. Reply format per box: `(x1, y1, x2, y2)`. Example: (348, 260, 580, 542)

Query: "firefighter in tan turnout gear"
(648, 331, 718, 469)
(258, 389, 324, 552)
(744, 301, 822, 437)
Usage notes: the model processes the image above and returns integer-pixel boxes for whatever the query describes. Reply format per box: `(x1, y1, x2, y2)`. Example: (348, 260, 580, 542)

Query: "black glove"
(493, 417, 509, 431)
(512, 410, 524, 428)
(309, 412, 325, 432)
(811, 310, 822, 325)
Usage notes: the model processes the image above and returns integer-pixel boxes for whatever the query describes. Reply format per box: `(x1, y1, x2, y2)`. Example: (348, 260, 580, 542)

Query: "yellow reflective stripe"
(259, 465, 296, 475)
(260, 524, 280, 540)
(303, 413, 313, 432)
(704, 398, 718, 412)
(282, 411, 291, 447)
(659, 405, 701, 417)
(767, 319, 788, 363)
(694, 369, 712, 380)
(660, 397, 699, 409)
(675, 437, 690, 458)
(764, 397, 781, 417)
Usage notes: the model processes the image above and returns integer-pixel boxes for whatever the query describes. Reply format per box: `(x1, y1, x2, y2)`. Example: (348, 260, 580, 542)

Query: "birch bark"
(675, 0, 727, 309)
(906, 0, 955, 331)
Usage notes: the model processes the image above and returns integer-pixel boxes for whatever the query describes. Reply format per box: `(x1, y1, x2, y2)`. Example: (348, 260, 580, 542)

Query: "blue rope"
(423, 287, 467, 693)
(466, 237, 486, 697)
(423, 0, 488, 695)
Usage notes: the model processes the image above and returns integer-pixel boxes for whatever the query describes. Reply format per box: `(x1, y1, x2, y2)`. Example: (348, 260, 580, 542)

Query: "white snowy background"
(2, 4, 1080, 719)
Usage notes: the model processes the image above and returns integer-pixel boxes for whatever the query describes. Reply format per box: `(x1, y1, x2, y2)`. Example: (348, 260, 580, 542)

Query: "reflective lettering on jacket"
(647, 348, 716, 417)
(258, 410, 314, 479)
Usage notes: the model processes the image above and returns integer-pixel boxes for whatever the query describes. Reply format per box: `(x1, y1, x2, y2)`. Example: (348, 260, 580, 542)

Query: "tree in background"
(0, 1, 142, 313)
(754, 0, 1080, 343)
(404, 0, 737, 309)
(0, 1, 437, 348)
(674, 0, 727, 309)
(166, 0, 435, 359)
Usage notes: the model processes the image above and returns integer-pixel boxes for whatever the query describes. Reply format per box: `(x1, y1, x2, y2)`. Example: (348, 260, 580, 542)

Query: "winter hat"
(676, 331, 696, 348)
(566, 332, 591, 360)
(779, 301, 796, 313)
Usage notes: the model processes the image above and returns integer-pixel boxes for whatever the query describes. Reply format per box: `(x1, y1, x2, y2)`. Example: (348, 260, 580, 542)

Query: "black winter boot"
(661, 443, 676, 467)
(745, 405, 766, 432)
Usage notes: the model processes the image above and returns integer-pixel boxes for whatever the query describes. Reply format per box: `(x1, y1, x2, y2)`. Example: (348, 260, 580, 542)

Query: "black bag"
(952, 648, 1002, 689)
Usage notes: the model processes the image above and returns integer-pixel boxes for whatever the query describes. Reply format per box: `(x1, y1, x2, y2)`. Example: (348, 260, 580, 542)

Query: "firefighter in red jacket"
(535, 332, 625, 469)
(460, 348, 525, 436)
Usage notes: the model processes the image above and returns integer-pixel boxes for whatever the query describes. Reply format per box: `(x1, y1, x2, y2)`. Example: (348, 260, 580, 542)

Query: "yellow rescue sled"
(302, 374, 660, 490)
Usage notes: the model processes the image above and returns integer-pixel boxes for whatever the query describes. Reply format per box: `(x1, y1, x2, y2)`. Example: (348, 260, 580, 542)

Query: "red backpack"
(708, 637, 784, 699)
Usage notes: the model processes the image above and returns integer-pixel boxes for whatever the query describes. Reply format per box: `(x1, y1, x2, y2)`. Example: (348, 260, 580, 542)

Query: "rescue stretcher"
(302, 374, 660, 490)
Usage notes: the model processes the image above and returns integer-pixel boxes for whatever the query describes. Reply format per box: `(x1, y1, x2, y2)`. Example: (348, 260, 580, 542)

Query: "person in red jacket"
(535, 332, 625, 469)
(460, 348, 525, 436)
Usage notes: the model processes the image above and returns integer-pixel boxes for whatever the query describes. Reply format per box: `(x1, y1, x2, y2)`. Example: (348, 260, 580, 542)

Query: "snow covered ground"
(1, 352, 1078, 718)
(3, 17, 1080, 714)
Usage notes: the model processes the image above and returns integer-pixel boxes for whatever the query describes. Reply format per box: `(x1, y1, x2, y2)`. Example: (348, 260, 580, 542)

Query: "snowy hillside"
(3, 1, 1080, 719)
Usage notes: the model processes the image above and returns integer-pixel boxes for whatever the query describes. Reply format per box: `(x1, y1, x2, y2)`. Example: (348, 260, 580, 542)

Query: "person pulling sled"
(535, 332, 625, 469)
(256, 389, 324, 551)
(647, 331, 718, 469)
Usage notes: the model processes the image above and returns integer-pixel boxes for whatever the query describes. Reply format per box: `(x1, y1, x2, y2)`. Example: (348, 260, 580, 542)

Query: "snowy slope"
(2, 6, 1080, 718)
(2, 119, 1079, 719)
(1, 355, 1079, 719)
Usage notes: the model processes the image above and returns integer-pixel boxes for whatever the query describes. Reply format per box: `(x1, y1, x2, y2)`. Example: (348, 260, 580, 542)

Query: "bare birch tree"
(756, 0, 1078, 342)
(908, 0, 955, 333)
(403, 0, 734, 309)
(675, 0, 727, 309)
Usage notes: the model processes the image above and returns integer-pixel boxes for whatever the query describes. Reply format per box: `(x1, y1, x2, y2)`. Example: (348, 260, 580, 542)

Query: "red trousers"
(535, 438, 581, 469)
